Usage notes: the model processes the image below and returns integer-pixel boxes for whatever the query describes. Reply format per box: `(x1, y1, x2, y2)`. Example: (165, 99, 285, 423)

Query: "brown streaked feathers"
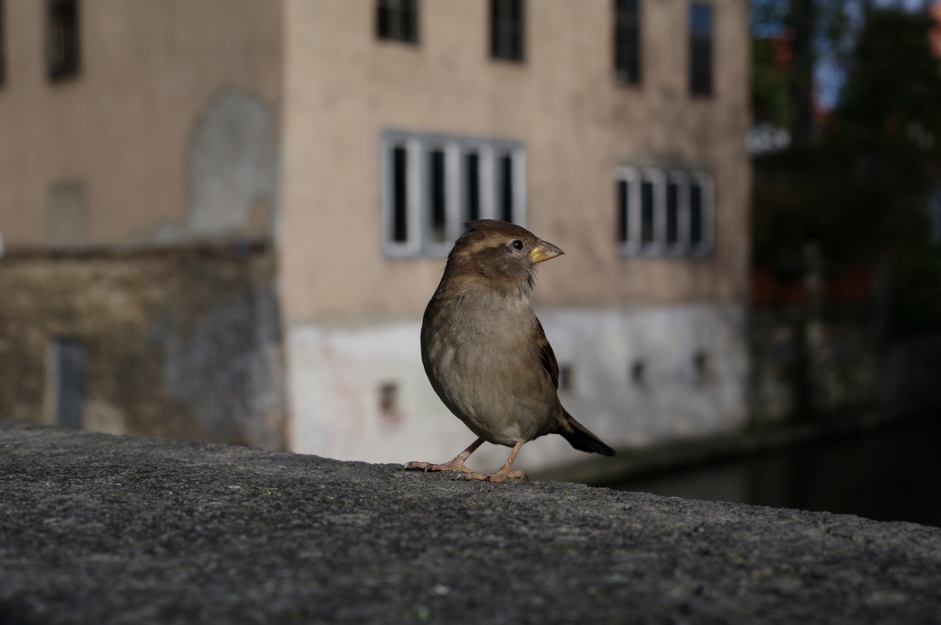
(404, 220, 615, 483)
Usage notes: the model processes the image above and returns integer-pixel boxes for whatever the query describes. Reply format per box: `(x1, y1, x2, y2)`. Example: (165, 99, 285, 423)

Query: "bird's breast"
(420, 293, 553, 445)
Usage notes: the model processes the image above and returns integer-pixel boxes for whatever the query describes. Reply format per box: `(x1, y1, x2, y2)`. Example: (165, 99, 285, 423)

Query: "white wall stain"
(156, 89, 278, 243)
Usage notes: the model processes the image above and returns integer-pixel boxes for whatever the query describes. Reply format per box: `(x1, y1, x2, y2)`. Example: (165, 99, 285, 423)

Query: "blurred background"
(0, 0, 939, 526)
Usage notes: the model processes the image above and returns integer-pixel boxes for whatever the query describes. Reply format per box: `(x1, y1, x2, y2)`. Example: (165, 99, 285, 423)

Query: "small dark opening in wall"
(694, 350, 709, 386)
(630, 359, 645, 385)
(378, 381, 403, 426)
(558, 364, 574, 393)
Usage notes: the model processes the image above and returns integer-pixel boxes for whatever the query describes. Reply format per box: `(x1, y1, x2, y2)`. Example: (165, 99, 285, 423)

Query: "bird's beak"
(530, 240, 564, 263)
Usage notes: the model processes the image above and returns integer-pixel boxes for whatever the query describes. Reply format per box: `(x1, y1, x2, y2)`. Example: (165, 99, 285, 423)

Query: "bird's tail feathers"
(559, 410, 616, 456)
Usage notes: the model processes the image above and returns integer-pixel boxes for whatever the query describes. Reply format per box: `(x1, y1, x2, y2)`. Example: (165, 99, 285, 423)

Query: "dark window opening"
(499, 154, 514, 223)
(465, 152, 481, 222)
(0, 0, 6, 87)
(377, 0, 419, 44)
(614, 0, 640, 84)
(48, 0, 80, 81)
(558, 364, 575, 393)
(618, 179, 629, 243)
(640, 179, 654, 245)
(491, 0, 524, 62)
(666, 180, 679, 245)
(690, 181, 703, 246)
(429, 150, 446, 243)
(689, 3, 713, 96)
(53, 339, 86, 429)
(392, 146, 409, 243)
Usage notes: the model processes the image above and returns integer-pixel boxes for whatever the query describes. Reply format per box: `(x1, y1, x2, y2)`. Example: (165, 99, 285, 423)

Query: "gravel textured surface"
(2, 422, 941, 624)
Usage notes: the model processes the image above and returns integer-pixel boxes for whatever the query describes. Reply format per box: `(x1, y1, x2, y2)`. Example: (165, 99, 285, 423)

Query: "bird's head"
(444, 220, 564, 298)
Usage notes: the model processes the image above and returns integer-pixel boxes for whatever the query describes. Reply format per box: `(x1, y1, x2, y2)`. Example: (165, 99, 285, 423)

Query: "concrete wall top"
(279, 0, 752, 322)
(3, 423, 941, 623)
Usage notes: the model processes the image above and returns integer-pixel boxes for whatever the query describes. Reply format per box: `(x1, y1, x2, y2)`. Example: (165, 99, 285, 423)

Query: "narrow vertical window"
(465, 152, 481, 222)
(392, 146, 409, 243)
(614, 0, 641, 84)
(48, 0, 80, 81)
(491, 0, 524, 62)
(666, 179, 679, 245)
(618, 179, 629, 243)
(0, 0, 6, 87)
(640, 179, 654, 245)
(499, 153, 514, 223)
(429, 150, 447, 243)
(690, 180, 703, 246)
(377, 0, 419, 44)
(689, 3, 713, 96)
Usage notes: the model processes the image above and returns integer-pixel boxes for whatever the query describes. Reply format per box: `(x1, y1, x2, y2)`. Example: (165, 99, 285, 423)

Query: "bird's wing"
(535, 319, 560, 390)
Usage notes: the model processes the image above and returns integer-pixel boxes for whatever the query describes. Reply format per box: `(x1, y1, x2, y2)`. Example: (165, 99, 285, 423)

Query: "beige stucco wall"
(279, 0, 751, 322)
(0, 0, 282, 249)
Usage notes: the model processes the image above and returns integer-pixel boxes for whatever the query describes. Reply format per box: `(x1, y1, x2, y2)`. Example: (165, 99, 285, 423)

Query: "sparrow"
(405, 219, 615, 483)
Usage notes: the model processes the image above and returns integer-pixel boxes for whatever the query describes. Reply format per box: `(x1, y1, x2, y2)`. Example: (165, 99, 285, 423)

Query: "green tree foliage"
(752, 36, 793, 130)
(751, 0, 855, 139)
(838, 9, 941, 143)
(753, 7, 941, 333)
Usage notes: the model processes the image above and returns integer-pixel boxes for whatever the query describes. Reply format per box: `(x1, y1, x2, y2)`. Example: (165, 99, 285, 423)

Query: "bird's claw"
(459, 470, 529, 483)
(403, 461, 474, 473)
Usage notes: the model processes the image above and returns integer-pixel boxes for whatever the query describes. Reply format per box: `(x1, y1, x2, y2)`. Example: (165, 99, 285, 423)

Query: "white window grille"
(617, 166, 713, 258)
(381, 132, 526, 258)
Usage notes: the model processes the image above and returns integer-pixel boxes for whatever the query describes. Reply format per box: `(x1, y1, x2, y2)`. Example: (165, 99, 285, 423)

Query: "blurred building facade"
(0, 0, 750, 471)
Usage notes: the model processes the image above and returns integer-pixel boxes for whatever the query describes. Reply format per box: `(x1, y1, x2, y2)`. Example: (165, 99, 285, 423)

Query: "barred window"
(382, 132, 526, 258)
(617, 166, 713, 257)
(491, 0, 524, 62)
(48, 0, 80, 81)
(614, 0, 641, 85)
(377, 0, 419, 44)
(689, 2, 713, 96)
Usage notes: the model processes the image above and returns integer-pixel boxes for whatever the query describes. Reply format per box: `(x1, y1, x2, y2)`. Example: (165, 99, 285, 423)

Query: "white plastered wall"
(286, 302, 748, 473)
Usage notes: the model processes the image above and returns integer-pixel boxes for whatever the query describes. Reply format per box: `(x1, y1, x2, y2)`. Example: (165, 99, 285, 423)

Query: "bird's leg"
(403, 438, 484, 473)
(462, 441, 528, 483)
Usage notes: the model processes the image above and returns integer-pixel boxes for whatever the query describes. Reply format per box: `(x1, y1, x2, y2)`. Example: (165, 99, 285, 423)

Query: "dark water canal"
(613, 414, 941, 527)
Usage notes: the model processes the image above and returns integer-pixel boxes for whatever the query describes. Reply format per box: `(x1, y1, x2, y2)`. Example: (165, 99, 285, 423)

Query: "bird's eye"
(512, 240, 524, 250)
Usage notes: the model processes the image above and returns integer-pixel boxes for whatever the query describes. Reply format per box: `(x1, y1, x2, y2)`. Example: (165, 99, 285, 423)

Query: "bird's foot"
(403, 460, 474, 473)
(460, 470, 529, 484)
